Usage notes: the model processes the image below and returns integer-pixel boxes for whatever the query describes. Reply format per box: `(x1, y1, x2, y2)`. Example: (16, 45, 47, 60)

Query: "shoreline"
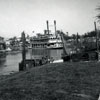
(0, 61, 100, 100)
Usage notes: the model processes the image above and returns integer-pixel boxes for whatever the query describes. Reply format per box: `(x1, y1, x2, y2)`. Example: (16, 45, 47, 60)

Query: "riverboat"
(30, 33, 63, 49)
(47, 33, 63, 49)
(30, 21, 63, 49)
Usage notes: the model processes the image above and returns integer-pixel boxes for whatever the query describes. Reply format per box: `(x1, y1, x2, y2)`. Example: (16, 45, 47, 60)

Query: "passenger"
(39, 59, 42, 65)
(50, 57, 54, 63)
(45, 56, 48, 63)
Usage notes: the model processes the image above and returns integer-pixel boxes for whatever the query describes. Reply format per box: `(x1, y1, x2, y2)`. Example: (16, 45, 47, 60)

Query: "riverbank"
(0, 61, 100, 100)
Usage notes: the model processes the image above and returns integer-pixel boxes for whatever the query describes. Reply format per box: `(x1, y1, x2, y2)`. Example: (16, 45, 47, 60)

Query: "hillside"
(0, 62, 100, 100)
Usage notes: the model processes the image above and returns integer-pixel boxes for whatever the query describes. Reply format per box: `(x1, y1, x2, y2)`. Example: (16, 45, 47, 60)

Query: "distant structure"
(30, 21, 63, 50)
(0, 37, 6, 50)
(0, 36, 6, 58)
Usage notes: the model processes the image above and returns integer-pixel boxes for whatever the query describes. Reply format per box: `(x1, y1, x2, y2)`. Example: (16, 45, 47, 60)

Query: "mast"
(94, 22, 99, 52)
(94, 21, 99, 60)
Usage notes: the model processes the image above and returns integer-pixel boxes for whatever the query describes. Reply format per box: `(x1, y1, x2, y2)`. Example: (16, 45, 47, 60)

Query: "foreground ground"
(0, 61, 100, 100)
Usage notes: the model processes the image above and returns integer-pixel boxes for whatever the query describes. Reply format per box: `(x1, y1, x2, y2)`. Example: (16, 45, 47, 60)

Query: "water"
(0, 49, 63, 75)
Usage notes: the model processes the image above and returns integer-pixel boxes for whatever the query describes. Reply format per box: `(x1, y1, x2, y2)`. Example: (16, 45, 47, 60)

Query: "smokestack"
(54, 20, 57, 37)
(46, 20, 49, 34)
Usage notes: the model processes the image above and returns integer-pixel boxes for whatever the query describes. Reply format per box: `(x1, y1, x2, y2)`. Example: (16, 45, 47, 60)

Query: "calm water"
(0, 49, 63, 75)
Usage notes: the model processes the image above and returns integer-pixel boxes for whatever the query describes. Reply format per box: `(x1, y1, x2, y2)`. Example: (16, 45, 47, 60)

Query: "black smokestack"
(46, 20, 49, 34)
(54, 20, 57, 37)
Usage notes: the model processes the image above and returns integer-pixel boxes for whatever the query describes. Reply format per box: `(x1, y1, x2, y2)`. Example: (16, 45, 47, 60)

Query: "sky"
(0, 0, 100, 38)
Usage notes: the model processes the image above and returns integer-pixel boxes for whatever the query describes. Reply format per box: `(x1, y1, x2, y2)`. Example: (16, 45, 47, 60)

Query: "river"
(0, 49, 63, 75)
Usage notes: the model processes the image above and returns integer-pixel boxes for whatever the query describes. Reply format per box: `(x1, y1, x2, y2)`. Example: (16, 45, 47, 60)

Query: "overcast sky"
(0, 0, 100, 38)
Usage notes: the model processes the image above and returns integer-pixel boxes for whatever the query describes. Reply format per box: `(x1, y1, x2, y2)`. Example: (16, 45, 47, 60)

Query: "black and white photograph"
(0, 0, 100, 99)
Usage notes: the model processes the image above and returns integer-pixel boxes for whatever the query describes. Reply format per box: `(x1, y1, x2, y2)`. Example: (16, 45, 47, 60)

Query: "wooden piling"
(19, 31, 26, 71)
(22, 31, 26, 69)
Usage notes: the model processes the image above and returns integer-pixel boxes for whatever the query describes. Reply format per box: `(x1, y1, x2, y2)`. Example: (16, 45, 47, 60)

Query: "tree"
(96, 6, 100, 21)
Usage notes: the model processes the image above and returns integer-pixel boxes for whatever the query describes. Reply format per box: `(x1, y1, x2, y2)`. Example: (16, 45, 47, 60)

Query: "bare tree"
(96, 6, 100, 21)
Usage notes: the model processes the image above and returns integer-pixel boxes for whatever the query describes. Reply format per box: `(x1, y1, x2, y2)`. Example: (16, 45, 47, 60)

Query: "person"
(39, 59, 42, 65)
(50, 57, 54, 63)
